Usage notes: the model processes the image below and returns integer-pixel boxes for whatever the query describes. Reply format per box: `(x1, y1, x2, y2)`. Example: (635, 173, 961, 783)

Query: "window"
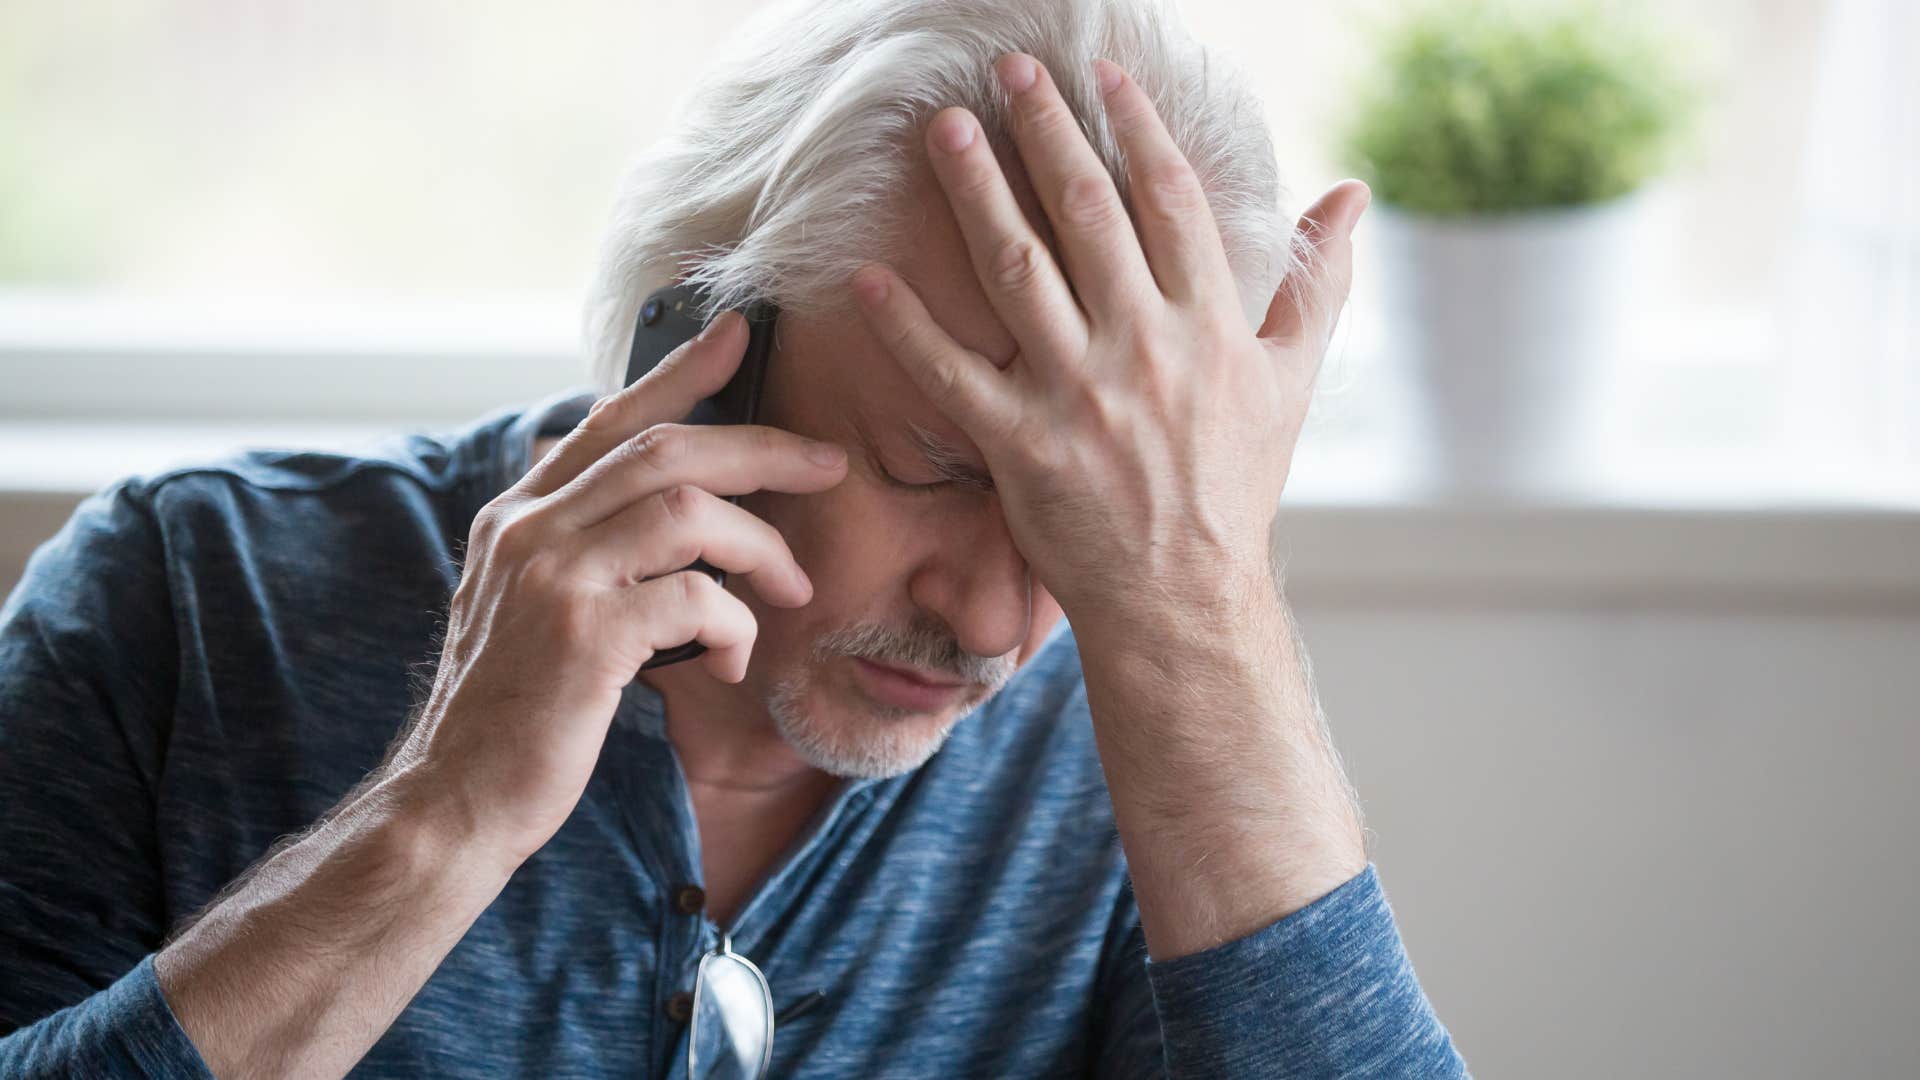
(1, 0, 1911, 501)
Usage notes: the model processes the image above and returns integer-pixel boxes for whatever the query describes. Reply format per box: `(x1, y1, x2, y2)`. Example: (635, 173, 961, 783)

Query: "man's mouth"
(860, 658, 964, 687)
(851, 657, 969, 711)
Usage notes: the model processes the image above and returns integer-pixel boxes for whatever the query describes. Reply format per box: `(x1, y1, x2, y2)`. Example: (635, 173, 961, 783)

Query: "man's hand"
(393, 309, 848, 866)
(849, 53, 1371, 960)
(155, 312, 850, 1077)
(849, 52, 1368, 628)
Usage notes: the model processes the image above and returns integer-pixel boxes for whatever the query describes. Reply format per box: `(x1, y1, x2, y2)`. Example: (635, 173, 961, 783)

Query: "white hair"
(580, 0, 1308, 394)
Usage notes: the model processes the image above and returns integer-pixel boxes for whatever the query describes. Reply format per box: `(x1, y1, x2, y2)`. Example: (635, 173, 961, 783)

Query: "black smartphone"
(623, 282, 780, 669)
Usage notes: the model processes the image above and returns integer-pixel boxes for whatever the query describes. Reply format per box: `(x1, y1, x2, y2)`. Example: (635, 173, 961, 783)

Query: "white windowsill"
(3, 290, 1916, 608)
(2, 417, 1915, 614)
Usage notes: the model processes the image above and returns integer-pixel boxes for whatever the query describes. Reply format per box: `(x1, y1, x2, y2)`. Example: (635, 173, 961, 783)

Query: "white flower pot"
(1368, 190, 1651, 499)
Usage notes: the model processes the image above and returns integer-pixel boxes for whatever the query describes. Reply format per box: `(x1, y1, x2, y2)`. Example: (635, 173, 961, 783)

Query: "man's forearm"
(153, 762, 517, 1078)
(1074, 569, 1367, 962)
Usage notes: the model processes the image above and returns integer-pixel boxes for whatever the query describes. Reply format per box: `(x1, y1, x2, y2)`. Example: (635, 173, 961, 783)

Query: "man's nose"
(906, 501, 1030, 661)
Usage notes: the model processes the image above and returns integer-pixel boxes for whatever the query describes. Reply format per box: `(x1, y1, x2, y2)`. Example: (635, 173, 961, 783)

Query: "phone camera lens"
(641, 297, 664, 326)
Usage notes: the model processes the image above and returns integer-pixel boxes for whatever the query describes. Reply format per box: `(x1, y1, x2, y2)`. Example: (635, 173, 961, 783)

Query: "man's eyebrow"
(905, 419, 996, 492)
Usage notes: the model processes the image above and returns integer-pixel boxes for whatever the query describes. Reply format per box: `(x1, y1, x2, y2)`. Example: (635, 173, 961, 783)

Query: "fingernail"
(805, 440, 845, 467)
(700, 309, 738, 339)
(852, 267, 889, 306)
(1093, 58, 1121, 95)
(933, 111, 975, 154)
(997, 53, 1037, 93)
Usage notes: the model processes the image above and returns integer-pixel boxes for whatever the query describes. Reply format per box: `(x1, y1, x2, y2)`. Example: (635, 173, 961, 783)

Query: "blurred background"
(1, 0, 1915, 1075)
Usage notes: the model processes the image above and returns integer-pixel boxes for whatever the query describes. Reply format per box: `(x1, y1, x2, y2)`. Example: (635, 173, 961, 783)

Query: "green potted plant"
(1330, 0, 1711, 497)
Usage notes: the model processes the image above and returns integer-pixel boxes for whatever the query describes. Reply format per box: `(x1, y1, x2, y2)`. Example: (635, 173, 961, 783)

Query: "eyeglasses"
(684, 930, 830, 1078)
(687, 930, 773, 1079)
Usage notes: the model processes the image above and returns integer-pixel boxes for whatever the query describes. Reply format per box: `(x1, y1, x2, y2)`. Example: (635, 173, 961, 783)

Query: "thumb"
(852, 263, 1019, 443)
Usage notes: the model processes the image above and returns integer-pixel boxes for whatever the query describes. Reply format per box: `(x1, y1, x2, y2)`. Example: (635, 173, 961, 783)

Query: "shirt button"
(666, 990, 695, 1023)
(672, 883, 707, 916)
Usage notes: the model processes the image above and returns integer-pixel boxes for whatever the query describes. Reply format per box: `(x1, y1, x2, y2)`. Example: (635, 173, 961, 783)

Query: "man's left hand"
(850, 51, 1369, 625)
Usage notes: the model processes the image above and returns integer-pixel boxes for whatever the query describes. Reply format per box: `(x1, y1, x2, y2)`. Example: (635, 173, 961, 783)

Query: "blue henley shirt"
(0, 386, 1469, 1077)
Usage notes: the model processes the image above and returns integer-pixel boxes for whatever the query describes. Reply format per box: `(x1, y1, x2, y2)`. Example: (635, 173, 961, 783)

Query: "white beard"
(762, 619, 1017, 779)
(764, 662, 962, 780)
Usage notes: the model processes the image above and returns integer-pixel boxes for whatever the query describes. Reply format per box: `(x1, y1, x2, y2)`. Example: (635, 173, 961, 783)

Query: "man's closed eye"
(882, 468, 959, 493)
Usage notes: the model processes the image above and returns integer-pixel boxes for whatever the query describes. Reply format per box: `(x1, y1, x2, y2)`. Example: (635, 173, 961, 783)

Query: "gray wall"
(1297, 599, 1920, 1078)
(6, 489, 1919, 1076)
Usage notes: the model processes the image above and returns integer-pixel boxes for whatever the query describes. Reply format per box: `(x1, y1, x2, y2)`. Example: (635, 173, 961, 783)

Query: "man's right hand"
(150, 308, 844, 1080)
(396, 307, 848, 867)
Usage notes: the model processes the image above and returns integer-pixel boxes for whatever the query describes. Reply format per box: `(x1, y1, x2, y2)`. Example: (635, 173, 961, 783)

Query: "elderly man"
(0, 0, 1468, 1075)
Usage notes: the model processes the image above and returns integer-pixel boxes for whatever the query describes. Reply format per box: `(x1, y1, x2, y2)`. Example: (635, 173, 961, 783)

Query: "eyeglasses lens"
(689, 951, 772, 1079)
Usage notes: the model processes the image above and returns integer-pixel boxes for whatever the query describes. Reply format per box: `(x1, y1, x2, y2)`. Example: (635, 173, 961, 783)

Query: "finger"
(520, 308, 747, 499)
(1092, 59, 1237, 306)
(570, 482, 814, 608)
(616, 569, 759, 684)
(994, 52, 1160, 323)
(1259, 181, 1370, 348)
(923, 106, 1088, 364)
(540, 421, 847, 531)
(850, 262, 1020, 441)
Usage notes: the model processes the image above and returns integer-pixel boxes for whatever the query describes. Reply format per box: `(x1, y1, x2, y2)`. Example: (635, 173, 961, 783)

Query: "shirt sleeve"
(1094, 863, 1471, 1078)
(1, 955, 214, 1078)
(0, 479, 216, 1077)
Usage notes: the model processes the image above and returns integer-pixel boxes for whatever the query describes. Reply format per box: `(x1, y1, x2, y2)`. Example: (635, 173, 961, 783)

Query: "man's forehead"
(776, 135, 1053, 492)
